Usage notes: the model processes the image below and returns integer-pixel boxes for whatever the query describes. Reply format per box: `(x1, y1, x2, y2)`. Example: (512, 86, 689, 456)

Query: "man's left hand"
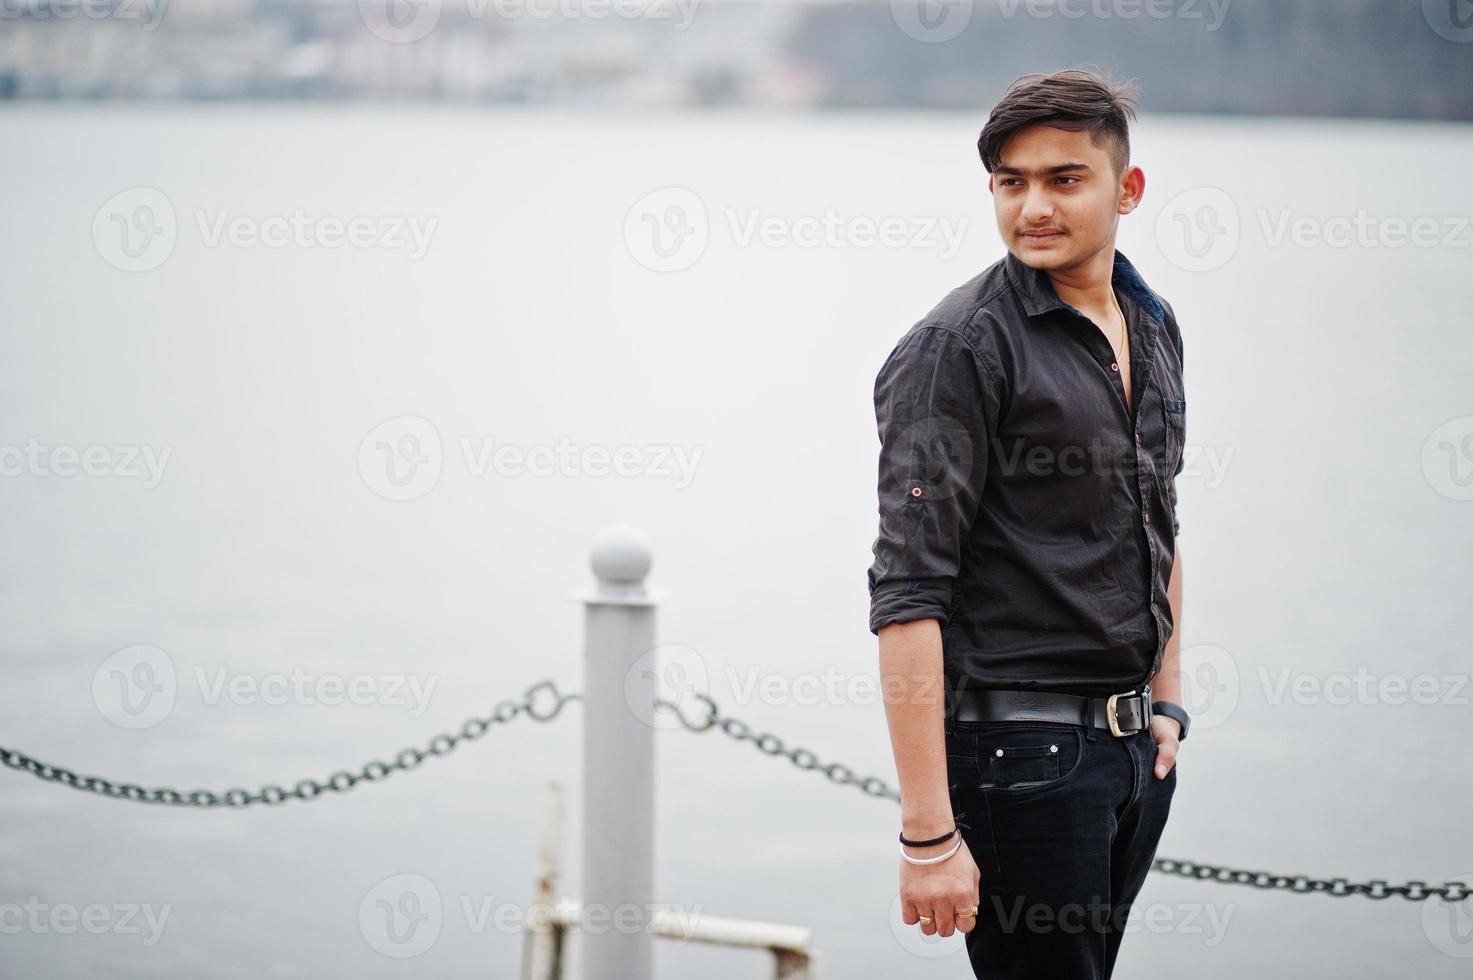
(1150, 714, 1181, 779)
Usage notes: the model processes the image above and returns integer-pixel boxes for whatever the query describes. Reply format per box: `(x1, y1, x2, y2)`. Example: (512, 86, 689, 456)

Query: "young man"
(867, 69, 1192, 979)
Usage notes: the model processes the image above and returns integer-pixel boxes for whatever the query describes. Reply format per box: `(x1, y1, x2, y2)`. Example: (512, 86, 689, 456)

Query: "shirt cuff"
(868, 577, 955, 635)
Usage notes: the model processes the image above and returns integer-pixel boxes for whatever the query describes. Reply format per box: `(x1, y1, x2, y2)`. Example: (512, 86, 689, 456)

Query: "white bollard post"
(573, 525, 667, 980)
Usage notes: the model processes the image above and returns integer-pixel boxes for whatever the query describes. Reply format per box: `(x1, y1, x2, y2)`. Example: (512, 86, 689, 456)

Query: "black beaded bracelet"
(899, 826, 957, 848)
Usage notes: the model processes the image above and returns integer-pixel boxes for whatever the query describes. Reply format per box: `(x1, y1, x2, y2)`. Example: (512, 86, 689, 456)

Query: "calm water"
(1, 105, 1471, 978)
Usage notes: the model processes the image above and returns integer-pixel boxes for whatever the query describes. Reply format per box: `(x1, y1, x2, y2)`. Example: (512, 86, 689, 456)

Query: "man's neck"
(1044, 244, 1118, 317)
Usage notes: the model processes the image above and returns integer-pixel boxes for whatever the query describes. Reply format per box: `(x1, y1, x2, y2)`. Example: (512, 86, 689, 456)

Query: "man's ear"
(987, 175, 994, 194)
(1120, 165, 1145, 214)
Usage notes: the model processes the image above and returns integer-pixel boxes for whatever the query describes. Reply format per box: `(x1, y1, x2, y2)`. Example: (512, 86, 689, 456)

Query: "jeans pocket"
(965, 723, 1085, 796)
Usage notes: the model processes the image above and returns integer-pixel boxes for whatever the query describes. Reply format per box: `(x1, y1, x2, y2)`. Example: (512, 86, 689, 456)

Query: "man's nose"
(1021, 190, 1054, 223)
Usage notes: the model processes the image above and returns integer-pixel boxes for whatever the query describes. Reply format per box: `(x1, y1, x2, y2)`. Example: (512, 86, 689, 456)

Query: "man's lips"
(1022, 230, 1064, 238)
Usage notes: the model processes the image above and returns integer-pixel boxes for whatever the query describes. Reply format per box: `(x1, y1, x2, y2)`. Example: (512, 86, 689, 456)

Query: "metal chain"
(0, 680, 579, 808)
(3, 679, 1467, 903)
(654, 691, 902, 803)
(1150, 859, 1472, 903)
(661, 692, 1470, 903)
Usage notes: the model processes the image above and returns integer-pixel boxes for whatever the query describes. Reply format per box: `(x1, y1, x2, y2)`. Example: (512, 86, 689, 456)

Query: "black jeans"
(944, 712, 1177, 979)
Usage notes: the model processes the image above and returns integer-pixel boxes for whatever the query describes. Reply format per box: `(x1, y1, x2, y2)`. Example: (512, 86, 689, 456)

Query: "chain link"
(0, 680, 579, 808)
(4, 679, 1468, 903)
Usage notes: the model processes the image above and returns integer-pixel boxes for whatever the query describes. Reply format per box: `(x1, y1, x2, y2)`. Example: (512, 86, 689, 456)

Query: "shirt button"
(910, 486, 923, 498)
(1135, 433, 1142, 445)
(1143, 513, 1151, 525)
(1110, 362, 1120, 372)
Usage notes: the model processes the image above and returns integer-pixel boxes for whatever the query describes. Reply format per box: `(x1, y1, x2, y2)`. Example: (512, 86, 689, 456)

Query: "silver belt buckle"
(1106, 685, 1149, 737)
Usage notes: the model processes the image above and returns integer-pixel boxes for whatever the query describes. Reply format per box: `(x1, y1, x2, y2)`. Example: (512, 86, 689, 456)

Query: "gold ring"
(957, 905, 979, 918)
(917, 915, 934, 925)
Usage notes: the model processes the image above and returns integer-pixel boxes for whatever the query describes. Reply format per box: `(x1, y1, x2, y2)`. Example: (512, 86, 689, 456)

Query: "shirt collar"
(1004, 246, 1165, 325)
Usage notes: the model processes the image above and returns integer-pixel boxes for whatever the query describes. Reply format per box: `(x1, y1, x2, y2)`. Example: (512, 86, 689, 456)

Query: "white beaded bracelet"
(899, 834, 965, 866)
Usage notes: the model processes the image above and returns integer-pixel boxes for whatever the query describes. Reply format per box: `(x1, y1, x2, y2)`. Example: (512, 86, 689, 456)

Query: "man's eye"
(1057, 176, 1079, 185)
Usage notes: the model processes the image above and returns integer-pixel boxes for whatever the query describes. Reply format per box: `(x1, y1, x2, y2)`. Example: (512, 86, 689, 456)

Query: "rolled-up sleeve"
(866, 324, 998, 635)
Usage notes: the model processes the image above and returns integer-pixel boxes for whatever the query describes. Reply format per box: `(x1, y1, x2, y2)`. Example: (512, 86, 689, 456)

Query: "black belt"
(949, 685, 1153, 737)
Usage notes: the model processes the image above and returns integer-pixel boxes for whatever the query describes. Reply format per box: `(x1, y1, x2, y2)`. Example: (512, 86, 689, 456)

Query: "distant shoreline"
(2, 0, 1471, 122)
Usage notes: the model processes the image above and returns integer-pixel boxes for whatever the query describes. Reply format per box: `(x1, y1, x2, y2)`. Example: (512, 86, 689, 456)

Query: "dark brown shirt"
(866, 248, 1185, 697)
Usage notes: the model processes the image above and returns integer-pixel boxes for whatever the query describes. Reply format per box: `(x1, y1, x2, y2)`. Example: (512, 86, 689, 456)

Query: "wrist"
(1151, 699, 1191, 742)
(900, 812, 955, 841)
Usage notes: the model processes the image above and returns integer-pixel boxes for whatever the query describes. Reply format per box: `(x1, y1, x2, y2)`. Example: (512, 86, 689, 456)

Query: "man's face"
(988, 123, 1141, 271)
